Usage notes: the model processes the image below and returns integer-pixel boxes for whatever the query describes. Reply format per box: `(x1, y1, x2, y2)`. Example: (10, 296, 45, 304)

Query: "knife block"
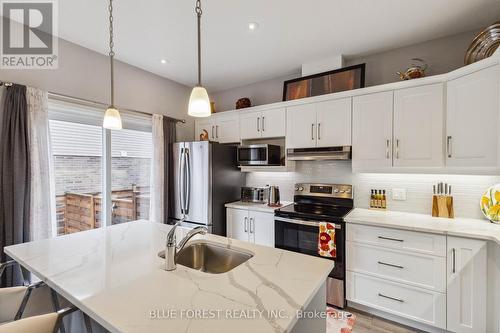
(432, 195, 454, 218)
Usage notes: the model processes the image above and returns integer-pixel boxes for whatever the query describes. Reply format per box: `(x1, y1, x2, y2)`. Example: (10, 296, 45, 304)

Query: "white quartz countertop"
(346, 208, 500, 245)
(4, 221, 333, 333)
(225, 201, 293, 213)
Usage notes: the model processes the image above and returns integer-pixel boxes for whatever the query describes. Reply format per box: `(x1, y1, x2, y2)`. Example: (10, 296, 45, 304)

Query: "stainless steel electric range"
(274, 183, 353, 308)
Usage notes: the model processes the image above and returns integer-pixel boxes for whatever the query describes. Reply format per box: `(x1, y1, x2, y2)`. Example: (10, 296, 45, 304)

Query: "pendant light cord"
(109, 0, 115, 106)
(195, 0, 202, 86)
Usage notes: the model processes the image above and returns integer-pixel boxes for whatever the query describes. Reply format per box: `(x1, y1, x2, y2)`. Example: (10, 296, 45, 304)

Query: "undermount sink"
(158, 240, 253, 274)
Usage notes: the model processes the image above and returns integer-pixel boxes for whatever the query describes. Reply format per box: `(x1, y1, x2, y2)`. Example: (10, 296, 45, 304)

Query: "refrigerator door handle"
(178, 148, 185, 215)
(184, 148, 191, 215)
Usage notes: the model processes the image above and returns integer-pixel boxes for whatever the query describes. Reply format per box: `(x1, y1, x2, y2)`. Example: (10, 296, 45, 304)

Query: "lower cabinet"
(226, 208, 275, 247)
(447, 237, 487, 333)
(347, 271, 447, 329)
(347, 224, 488, 332)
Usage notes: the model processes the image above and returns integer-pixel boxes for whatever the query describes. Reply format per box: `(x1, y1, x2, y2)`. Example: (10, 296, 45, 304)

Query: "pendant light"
(188, 0, 211, 117)
(103, 0, 123, 129)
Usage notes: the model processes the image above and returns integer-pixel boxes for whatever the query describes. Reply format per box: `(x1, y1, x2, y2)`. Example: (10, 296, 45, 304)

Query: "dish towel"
(318, 222, 337, 258)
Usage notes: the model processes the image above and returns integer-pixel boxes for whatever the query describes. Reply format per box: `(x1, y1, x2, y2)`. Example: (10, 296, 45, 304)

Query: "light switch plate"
(392, 188, 407, 201)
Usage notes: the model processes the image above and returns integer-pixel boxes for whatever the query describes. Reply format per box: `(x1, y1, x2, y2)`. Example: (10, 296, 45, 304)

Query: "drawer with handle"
(346, 224, 446, 257)
(346, 241, 446, 292)
(346, 271, 446, 329)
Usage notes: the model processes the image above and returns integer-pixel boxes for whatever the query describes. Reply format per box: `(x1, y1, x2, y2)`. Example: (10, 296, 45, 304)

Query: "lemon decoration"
(481, 184, 500, 223)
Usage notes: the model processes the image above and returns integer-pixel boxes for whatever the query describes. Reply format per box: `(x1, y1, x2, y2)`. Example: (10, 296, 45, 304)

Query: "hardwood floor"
(348, 308, 423, 333)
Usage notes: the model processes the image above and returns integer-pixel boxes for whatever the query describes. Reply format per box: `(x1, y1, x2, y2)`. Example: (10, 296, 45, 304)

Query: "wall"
(0, 18, 194, 141)
(246, 161, 500, 220)
(53, 156, 151, 195)
(212, 30, 479, 112)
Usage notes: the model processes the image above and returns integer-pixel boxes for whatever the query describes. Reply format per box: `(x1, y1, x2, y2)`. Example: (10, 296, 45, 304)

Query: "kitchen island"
(4, 220, 333, 333)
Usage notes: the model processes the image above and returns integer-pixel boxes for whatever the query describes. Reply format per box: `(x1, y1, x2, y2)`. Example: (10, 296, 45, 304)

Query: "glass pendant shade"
(188, 86, 211, 117)
(103, 106, 123, 130)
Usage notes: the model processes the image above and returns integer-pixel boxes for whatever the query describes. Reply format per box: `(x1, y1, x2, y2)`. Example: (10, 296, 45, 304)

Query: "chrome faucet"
(165, 220, 208, 271)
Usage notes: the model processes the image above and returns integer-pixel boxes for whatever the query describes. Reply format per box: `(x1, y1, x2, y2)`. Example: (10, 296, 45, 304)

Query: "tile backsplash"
(245, 161, 500, 220)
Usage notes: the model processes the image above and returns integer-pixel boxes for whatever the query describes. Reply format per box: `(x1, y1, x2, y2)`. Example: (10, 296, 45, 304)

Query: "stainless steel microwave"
(237, 144, 281, 166)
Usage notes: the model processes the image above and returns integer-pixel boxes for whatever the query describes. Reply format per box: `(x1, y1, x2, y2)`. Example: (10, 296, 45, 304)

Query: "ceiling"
(56, 0, 500, 92)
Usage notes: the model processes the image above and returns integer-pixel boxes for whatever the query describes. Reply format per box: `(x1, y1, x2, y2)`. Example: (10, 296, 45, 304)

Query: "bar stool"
(0, 307, 77, 333)
(1, 260, 94, 333)
(0, 260, 45, 323)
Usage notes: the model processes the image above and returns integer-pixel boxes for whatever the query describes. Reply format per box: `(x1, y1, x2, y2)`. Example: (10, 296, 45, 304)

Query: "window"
(48, 99, 152, 236)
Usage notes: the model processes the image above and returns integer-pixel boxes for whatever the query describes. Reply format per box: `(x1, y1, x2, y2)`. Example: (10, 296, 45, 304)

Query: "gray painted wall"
(212, 30, 479, 112)
(0, 22, 194, 141)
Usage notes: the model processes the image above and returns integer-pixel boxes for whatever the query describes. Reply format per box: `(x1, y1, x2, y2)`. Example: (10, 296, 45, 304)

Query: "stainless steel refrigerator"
(170, 141, 244, 236)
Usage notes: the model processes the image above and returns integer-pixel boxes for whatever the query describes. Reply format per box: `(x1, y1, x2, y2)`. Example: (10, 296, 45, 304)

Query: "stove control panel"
(294, 183, 353, 199)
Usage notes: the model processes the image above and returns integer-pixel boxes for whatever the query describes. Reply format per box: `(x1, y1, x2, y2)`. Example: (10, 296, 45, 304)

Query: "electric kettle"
(268, 186, 281, 207)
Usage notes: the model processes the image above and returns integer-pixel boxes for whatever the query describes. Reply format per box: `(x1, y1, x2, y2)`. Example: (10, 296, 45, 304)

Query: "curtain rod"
(48, 92, 186, 124)
(0, 80, 186, 124)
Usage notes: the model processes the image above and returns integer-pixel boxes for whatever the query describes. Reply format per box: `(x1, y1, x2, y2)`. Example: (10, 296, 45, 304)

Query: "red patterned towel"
(318, 222, 336, 258)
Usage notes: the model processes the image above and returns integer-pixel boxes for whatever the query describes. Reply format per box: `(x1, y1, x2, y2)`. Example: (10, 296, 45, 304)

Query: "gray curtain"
(163, 118, 176, 222)
(0, 84, 30, 287)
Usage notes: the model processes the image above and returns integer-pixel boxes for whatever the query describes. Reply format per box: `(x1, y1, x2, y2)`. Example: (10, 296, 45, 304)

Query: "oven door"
(237, 146, 268, 165)
(274, 216, 344, 279)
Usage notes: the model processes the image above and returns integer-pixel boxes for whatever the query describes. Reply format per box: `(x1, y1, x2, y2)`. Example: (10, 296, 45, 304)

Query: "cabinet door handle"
(447, 136, 452, 158)
(378, 261, 404, 269)
(386, 139, 390, 159)
(378, 236, 404, 242)
(452, 248, 456, 274)
(257, 117, 260, 132)
(378, 293, 404, 303)
(215, 125, 219, 139)
(244, 217, 248, 233)
(211, 126, 214, 139)
(318, 123, 321, 140)
(311, 124, 315, 140)
(262, 116, 265, 132)
(395, 139, 400, 159)
(249, 218, 254, 234)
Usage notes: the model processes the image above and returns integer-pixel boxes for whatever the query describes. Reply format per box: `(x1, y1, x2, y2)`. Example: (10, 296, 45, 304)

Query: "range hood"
(287, 146, 351, 161)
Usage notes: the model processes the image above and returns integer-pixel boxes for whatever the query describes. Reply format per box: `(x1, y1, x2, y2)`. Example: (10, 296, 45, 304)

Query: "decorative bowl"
(480, 184, 500, 223)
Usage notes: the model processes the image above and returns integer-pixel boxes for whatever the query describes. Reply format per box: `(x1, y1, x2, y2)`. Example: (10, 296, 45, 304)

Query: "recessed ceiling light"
(161, 59, 167, 64)
(248, 22, 259, 31)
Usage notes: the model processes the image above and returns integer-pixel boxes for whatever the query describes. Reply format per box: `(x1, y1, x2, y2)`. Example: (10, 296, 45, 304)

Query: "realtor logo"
(1, 0, 58, 69)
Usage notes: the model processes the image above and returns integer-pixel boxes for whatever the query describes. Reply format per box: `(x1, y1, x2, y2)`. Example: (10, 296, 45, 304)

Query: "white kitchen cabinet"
(286, 98, 351, 149)
(447, 236, 487, 333)
(316, 99, 352, 147)
(195, 114, 240, 143)
(217, 114, 240, 143)
(261, 108, 286, 139)
(239, 111, 261, 140)
(446, 65, 499, 167)
(352, 91, 394, 170)
(227, 208, 275, 247)
(227, 208, 249, 242)
(286, 103, 317, 148)
(393, 84, 444, 167)
(240, 108, 286, 140)
(249, 211, 275, 247)
(195, 119, 215, 141)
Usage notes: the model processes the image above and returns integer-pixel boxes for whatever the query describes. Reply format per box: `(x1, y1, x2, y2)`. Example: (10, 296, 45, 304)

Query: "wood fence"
(57, 187, 150, 235)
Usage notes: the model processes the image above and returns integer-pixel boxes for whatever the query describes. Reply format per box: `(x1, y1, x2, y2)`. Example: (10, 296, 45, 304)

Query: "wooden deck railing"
(57, 187, 150, 235)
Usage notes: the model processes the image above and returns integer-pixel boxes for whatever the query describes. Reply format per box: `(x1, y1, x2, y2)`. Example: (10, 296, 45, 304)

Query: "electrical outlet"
(392, 188, 407, 201)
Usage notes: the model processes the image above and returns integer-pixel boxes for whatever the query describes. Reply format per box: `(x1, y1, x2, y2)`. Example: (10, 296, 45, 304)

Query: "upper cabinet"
(194, 113, 240, 143)
(352, 91, 394, 170)
(240, 108, 286, 140)
(393, 84, 444, 168)
(353, 84, 445, 171)
(286, 103, 317, 148)
(446, 65, 499, 167)
(216, 113, 240, 143)
(286, 98, 351, 149)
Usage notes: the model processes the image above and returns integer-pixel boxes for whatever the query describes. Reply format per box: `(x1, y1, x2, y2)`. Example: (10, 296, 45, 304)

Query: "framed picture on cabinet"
(283, 63, 366, 101)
